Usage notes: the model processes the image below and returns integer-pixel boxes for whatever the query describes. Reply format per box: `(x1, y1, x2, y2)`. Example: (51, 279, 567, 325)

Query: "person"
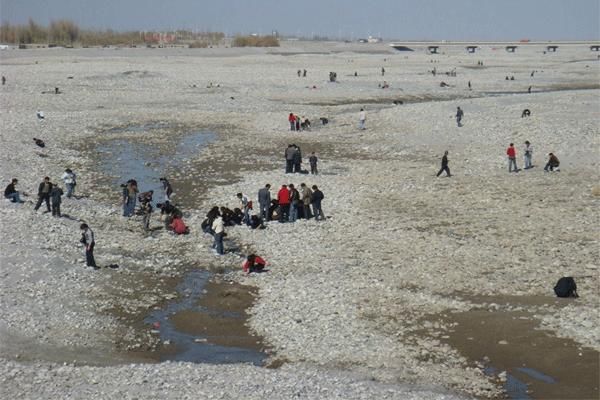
(140, 197, 153, 231)
(303, 69, 307, 77)
(122, 180, 138, 217)
(468, 81, 472, 90)
(211, 213, 225, 255)
(159, 177, 173, 202)
(33, 138, 45, 148)
(34, 177, 53, 212)
(258, 184, 271, 222)
(295, 114, 301, 131)
(288, 113, 296, 131)
(297, 69, 302, 77)
(201, 206, 220, 234)
(359, 108, 366, 130)
(456, 107, 464, 127)
(237, 192, 250, 225)
(507, 143, 518, 172)
(381, 67, 385, 76)
(50, 185, 63, 217)
(288, 184, 300, 222)
(249, 214, 265, 229)
(309, 152, 318, 175)
(242, 254, 267, 274)
(523, 141, 533, 169)
(285, 144, 296, 173)
(544, 153, 560, 172)
(300, 183, 313, 219)
(528, 86, 532, 94)
(4, 178, 22, 203)
(301, 117, 311, 130)
(61, 168, 76, 198)
(436, 151, 451, 177)
(293, 144, 302, 173)
(277, 184, 290, 223)
(170, 214, 189, 234)
(157, 202, 181, 230)
(311, 185, 325, 220)
(80, 223, 97, 269)
(1, 76, 5, 85)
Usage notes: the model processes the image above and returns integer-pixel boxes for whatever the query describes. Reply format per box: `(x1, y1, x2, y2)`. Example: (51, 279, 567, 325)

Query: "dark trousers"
(310, 164, 318, 174)
(213, 232, 224, 255)
(293, 162, 301, 173)
(279, 204, 290, 222)
(51, 202, 61, 217)
(34, 194, 51, 211)
(86, 243, 97, 267)
(259, 202, 269, 221)
(303, 204, 312, 219)
(286, 160, 293, 173)
(437, 166, 451, 177)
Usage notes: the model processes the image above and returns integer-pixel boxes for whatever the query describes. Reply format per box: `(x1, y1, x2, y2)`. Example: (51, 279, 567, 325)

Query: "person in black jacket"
(34, 177, 53, 212)
(311, 185, 325, 220)
(436, 151, 451, 177)
(50, 186, 63, 217)
(4, 178, 23, 203)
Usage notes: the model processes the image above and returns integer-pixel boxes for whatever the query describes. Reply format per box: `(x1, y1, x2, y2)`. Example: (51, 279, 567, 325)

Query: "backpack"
(554, 277, 578, 298)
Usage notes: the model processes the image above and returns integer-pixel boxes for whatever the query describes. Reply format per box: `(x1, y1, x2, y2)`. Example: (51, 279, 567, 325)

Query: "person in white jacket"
(61, 168, 76, 198)
(359, 108, 366, 130)
(211, 215, 225, 255)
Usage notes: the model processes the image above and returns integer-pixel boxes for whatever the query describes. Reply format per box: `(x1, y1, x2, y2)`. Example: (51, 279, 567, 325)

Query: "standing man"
(277, 184, 290, 223)
(507, 143, 518, 172)
(211, 213, 225, 255)
(61, 168, 76, 198)
(436, 151, 451, 177)
(288, 184, 300, 222)
(359, 108, 366, 130)
(456, 107, 464, 127)
(34, 176, 53, 212)
(50, 185, 64, 217)
(122, 180, 138, 217)
(309, 152, 318, 175)
(523, 141, 533, 169)
(160, 177, 173, 203)
(258, 184, 271, 222)
(80, 223, 97, 269)
(4, 178, 22, 203)
(288, 113, 296, 131)
(311, 185, 325, 221)
(285, 144, 296, 174)
(300, 183, 313, 219)
(293, 144, 302, 173)
(381, 67, 385, 76)
(237, 192, 250, 225)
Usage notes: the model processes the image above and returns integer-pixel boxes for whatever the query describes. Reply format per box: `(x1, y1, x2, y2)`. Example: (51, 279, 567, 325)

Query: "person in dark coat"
(80, 223, 98, 269)
(257, 184, 271, 221)
(34, 177, 53, 212)
(293, 144, 302, 173)
(544, 153, 560, 172)
(4, 178, 23, 203)
(436, 151, 451, 177)
(50, 186, 63, 217)
(311, 185, 325, 220)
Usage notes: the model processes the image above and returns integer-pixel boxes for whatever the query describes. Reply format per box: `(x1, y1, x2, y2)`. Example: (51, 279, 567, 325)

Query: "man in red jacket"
(277, 184, 290, 222)
(506, 143, 518, 172)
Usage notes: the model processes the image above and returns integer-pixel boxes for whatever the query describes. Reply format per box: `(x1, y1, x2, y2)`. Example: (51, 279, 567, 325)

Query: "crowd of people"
(288, 113, 311, 131)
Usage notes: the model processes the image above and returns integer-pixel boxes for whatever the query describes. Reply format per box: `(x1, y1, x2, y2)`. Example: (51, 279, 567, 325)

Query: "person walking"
(80, 223, 98, 269)
(507, 143, 518, 172)
(288, 184, 300, 222)
(34, 176, 53, 212)
(288, 113, 296, 131)
(50, 185, 64, 217)
(309, 152, 318, 175)
(277, 184, 290, 222)
(4, 178, 23, 203)
(61, 168, 76, 198)
(285, 144, 296, 173)
(523, 141, 533, 169)
(300, 183, 313, 219)
(359, 108, 366, 130)
(258, 184, 271, 222)
(456, 107, 464, 127)
(436, 151, 451, 177)
(311, 185, 325, 220)
(211, 213, 225, 255)
(544, 153, 560, 172)
(122, 180, 138, 217)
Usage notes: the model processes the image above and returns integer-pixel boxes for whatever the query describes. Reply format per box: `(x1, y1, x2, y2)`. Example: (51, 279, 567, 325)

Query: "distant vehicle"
(0, 44, 9, 50)
(357, 39, 368, 43)
(520, 39, 531, 43)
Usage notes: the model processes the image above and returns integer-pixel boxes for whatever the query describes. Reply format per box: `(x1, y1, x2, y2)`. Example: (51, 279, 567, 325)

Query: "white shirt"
(359, 111, 366, 121)
(62, 171, 75, 185)
(212, 217, 224, 234)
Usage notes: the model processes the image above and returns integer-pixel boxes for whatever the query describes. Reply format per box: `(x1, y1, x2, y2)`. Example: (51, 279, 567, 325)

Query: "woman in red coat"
(242, 254, 267, 273)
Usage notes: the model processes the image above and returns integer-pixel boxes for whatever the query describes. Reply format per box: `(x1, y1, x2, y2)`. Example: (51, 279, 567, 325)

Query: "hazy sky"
(0, 0, 598, 40)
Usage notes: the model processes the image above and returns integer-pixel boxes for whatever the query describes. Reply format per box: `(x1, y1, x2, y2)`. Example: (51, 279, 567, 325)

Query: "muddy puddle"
(437, 295, 599, 399)
(96, 127, 215, 206)
(144, 270, 266, 365)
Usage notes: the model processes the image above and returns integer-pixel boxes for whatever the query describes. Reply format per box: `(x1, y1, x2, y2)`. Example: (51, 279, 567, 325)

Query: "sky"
(0, 0, 598, 41)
